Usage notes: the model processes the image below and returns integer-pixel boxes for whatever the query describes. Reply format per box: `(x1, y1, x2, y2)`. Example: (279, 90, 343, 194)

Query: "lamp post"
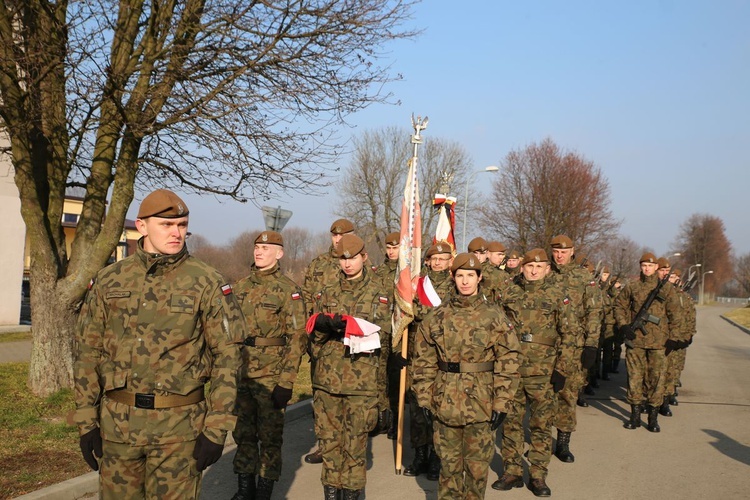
(699, 270, 714, 305)
(461, 166, 499, 250)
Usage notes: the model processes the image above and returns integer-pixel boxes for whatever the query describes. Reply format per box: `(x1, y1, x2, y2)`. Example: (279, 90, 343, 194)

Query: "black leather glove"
(329, 313, 347, 339)
(193, 433, 224, 471)
(271, 385, 293, 409)
(687, 336, 694, 346)
(620, 324, 636, 341)
(421, 407, 433, 425)
(314, 314, 335, 333)
(490, 411, 507, 430)
(664, 339, 680, 356)
(79, 427, 103, 471)
(392, 353, 409, 369)
(581, 346, 597, 370)
(550, 370, 566, 393)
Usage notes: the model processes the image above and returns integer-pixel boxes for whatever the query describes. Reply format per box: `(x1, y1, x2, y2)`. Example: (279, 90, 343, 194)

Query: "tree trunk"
(27, 276, 76, 396)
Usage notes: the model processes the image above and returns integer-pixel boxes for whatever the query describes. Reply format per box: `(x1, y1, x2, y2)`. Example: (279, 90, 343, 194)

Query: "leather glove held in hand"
(490, 411, 507, 430)
(271, 385, 293, 409)
(581, 346, 598, 370)
(79, 427, 103, 471)
(664, 339, 680, 356)
(392, 353, 409, 369)
(328, 313, 347, 340)
(550, 370, 566, 393)
(193, 433, 224, 472)
(620, 325, 636, 341)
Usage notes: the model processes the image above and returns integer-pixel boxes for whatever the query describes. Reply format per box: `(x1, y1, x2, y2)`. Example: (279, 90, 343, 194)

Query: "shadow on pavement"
(703, 429, 750, 467)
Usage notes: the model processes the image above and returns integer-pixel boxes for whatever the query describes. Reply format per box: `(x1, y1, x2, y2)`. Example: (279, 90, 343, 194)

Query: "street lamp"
(700, 270, 714, 305)
(461, 166, 499, 250)
(687, 263, 701, 280)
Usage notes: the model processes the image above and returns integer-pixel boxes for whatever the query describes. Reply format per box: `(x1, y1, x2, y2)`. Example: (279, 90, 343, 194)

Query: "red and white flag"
(416, 275, 441, 307)
(433, 195, 457, 251)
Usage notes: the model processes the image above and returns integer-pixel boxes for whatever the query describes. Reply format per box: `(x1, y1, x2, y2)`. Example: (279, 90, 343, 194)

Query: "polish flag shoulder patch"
(221, 284, 233, 296)
(379, 296, 389, 304)
(88, 278, 95, 290)
(291, 292, 301, 300)
(563, 297, 571, 305)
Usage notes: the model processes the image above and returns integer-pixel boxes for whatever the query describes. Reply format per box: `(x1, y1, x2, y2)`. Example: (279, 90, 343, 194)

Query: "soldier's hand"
(193, 433, 224, 471)
(313, 314, 335, 333)
(271, 385, 293, 409)
(581, 346, 597, 370)
(550, 370, 566, 393)
(490, 411, 506, 430)
(330, 313, 347, 339)
(620, 325, 636, 341)
(392, 353, 410, 369)
(379, 408, 393, 431)
(421, 407, 433, 425)
(664, 339, 680, 356)
(79, 427, 103, 471)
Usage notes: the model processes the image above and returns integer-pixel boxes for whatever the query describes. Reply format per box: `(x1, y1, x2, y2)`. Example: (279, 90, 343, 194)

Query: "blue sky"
(136, 1, 750, 256)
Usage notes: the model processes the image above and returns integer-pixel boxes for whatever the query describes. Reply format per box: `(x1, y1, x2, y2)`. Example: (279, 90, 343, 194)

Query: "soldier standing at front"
(230, 231, 307, 500)
(74, 189, 246, 499)
(493, 249, 576, 497)
(308, 234, 392, 500)
(614, 253, 681, 433)
(412, 253, 521, 500)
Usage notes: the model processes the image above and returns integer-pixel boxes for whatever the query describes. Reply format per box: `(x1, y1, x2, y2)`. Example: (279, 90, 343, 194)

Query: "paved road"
(15, 305, 750, 499)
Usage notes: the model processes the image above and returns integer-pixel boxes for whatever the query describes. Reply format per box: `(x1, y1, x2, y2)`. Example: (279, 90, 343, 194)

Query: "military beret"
(488, 241, 507, 252)
(426, 241, 453, 257)
(602, 266, 611, 274)
(640, 252, 657, 264)
(468, 237, 488, 252)
(451, 253, 482, 273)
(330, 218, 355, 235)
(522, 248, 549, 264)
(656, 257, 671, 269)
(550, 235, 574, 249)
(672, 268, 682, 277)
(255, 231, 283, 247)
(137, 189, 189, 219)
(335, 233, 365, 258)
(385, 232, 400, 246)
(507, 249, 522, 260)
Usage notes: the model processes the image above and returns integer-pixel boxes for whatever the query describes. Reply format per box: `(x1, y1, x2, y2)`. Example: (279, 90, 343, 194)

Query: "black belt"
(437, 360, 493, 373)
(243, 336, 286, 347)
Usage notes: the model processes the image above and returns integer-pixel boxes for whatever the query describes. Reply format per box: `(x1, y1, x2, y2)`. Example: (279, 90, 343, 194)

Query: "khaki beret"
(640, 252, 657, 264)
(330, 218, 355, 235)
(426, 241, 453, 257)
(550, 235, 574, 249)
(522, 248, 549, 264)
(602, 266, 611, 274)
(656, 257, 671, 269)
(488, 241, 507, 252)
(451, 253, 482, 273)
(507, 249, 522, 260)
(137, 189, 189, 219)
(335, 233, 365, 258)
(672, 268, 682, 277)
(385, 232, 400, 246)
(255, 231, 283, 247)
(468, 237, 488, 252)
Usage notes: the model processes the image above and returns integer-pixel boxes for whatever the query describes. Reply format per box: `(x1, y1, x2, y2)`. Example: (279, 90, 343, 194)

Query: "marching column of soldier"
(72, 191, 698, 499)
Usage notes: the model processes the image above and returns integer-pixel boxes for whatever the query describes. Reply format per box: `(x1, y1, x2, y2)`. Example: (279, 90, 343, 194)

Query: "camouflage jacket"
(548, 263, 602, 349)
(599, 282, 618, 340)
(614, 274, 681, 348)
(483, 267, 523, 326)
(412, 294, 521, 426)
(413, 267, 455, 322)
(515, 277, 577, 378)
(74, 239, 245, 446)
(373, 258, 398, 290)
(309, 268, 392, 399)
(233, 263, 307, 388)
(677, 289, 697, 340)
(302, 247, 340, 313)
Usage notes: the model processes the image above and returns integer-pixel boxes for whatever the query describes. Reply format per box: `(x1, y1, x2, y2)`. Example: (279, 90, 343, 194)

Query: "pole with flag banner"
(393, 114, 426, 474)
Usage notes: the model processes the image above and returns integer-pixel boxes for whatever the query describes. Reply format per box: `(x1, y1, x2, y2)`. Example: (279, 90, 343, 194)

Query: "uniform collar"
(135, 237, 189, 275)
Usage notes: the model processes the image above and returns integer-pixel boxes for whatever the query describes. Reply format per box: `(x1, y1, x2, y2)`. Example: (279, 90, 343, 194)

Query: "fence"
(716, 297, 750, 306)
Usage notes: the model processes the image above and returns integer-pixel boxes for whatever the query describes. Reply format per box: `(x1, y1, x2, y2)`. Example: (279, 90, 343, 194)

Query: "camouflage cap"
(330, 218, 355, 234)
(640, 252, 657, 264)
(522, 248, 549, 264)
(426, 241, 453, 257)
(451, 253, 482, 273)
(550, 235, 574, 249)
(468, 237, 488, 252)
(335, 233, 365, 258)
(137, 189, 189, 219)
(487, 241, 507, 252)
(507, 249, 522, 260)
(656, 257, 671, 269)
(255, 230, 283, 247)
(385, 232, 400, 246)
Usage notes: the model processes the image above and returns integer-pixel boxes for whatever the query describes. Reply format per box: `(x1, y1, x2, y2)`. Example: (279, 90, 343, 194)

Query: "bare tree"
(479, 138, 621, 254)
(0, 0, 418, 395)
(589, 235, 652, 281)
(736, 253, 750, 297)
(672, 214, 733, 296)
(336, 126, 473, 250)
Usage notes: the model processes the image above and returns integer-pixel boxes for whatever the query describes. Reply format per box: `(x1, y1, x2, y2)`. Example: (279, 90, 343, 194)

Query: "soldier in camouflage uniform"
(487, 241, 507, 271)
(74, 190, 245, 499)
(413, 253, 521, 500)
(504, 249, 522, 278)
(547, 235, 601, 463)
(231, 231, 307, 500)
(665, 269, 696, 408)
(308, 234, 392, 500)
(598, 267, 620, 382)
(493, 249, 576, 497)
(614, 253, 681, 433)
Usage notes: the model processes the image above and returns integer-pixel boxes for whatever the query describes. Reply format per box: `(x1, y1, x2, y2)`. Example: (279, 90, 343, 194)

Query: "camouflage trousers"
(100, 439, 201, 500)
(408, 389, 433, 448)
(553, 346, 584, 433)
(664, 348, 688, 396)
(313, 390, 378, 490)
(502, 374, 556, 480)
(433, 419, 494, 500)
(233, 376, 285, 480)
(626, 347, 667, 406)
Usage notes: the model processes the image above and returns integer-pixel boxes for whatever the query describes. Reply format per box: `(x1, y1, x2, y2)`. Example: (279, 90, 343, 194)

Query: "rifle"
(606, 273, 621, 293)
(681, 272, 698, 293)
(624, 270, 673, 342)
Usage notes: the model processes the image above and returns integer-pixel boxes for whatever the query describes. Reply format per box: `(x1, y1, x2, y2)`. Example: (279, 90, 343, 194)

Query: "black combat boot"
(576, 391, 589, 407)
(623, 404, 642, 429)
(647, 405, 661, 433)
(491, 472, 524, 491)
(601, 362, 611, 381)
(659, 395, 673, 417)
(255, 476, 275, 500)
(304, 447, 323, 464)
(386, 412, 397, 440)
(341, 489, 361, 500)
(426, 447, 441, 481)
(403, 445, 429, 476)
(554, 430, 575, 463)
(611, 359, 621, 374)
(323, 485, 340, 500)
(669, 392, 679, 406)
(528, 477, 552, 497)
(231, 474, 255, 500)
(589, 372, 600, 389)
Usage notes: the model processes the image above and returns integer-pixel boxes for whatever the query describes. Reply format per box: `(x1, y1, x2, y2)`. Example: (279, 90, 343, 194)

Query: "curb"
(13, 399, 313, 499)
(720, 315, 750, 335)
